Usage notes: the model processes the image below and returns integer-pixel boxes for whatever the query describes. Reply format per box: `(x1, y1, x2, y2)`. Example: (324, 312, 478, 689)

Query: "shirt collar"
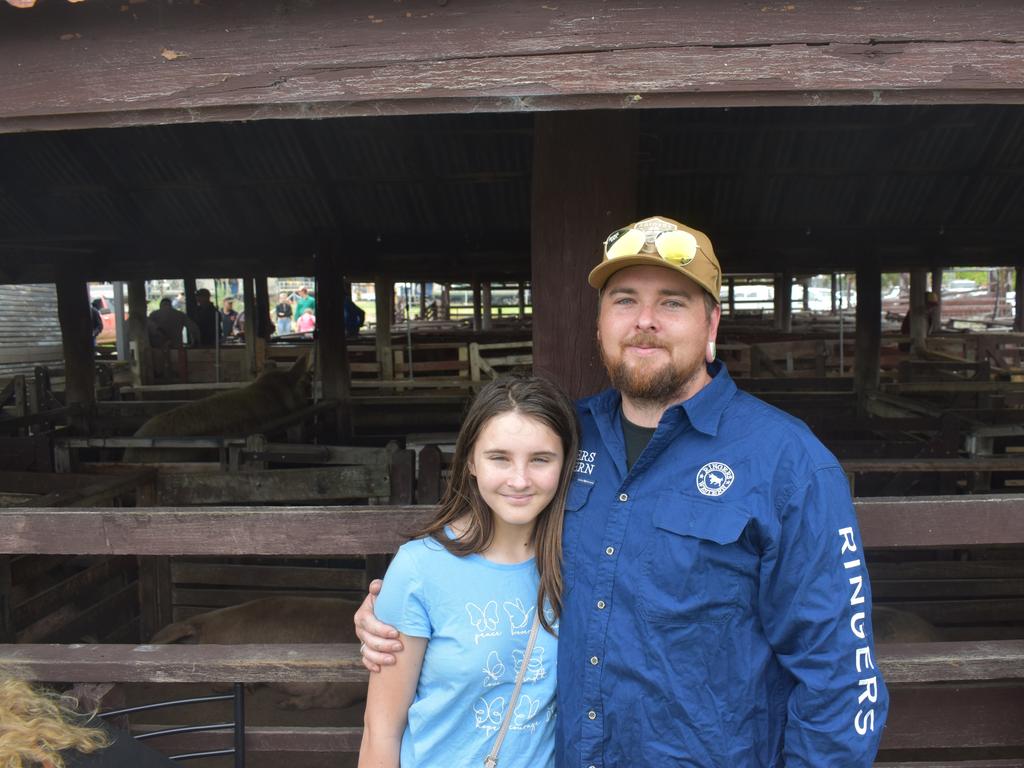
(584, 360, 737, 438)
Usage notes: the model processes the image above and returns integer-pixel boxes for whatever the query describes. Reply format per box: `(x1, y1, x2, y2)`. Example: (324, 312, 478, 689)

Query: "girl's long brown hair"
(414, 374, 579, 635)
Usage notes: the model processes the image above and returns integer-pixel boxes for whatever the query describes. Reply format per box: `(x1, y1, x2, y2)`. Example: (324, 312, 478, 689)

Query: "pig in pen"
(149, 596, 366, 711)
(123, 354, 312, 463)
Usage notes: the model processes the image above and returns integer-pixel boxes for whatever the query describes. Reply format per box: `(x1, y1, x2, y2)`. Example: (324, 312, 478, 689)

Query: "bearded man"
(357, 216, 888, 767)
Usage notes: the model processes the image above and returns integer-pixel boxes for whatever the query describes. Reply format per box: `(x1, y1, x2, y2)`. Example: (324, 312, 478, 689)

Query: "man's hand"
(354, 578, 404, 673)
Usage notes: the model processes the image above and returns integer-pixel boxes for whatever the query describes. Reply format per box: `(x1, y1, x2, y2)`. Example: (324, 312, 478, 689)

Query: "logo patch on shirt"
(696, 461, 735, 497)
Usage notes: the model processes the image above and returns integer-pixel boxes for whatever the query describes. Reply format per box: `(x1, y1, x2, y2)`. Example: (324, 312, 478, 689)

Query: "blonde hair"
(0, 677, 109, 768)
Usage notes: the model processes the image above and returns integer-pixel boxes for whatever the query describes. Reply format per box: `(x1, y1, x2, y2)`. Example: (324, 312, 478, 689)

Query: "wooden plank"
(1, 496, 1022, 556)
(242, 443, 389, 468)
(878, 598, 1024, 626)
(170, 562, 365, 591)
(879, 683, 1024, 750)
(877, 761, 1024, 768)
(171, 587, 359, 608)
(12, 556, 135, 628)
(1, 638, 1019, 685)
(843, 457, 1024, 473)
(0, 507, 433, 556)
(856, 495, 1024, 549)
(4, 0, 1024, 133)
(136, 725, 363, 755)
(157, 467, 388, 505)
(0, 643, 367, 683)
(877, 640, 1024, 684)
(872, 577, 1024, 600)
(17, 581, 137, 644)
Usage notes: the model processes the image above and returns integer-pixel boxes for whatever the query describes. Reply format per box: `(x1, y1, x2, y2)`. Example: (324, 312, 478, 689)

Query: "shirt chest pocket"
(641, 496, 755, 626)
(561, 479, 593, 594)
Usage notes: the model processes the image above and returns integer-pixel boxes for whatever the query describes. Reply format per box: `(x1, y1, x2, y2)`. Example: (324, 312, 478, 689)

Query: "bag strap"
(484, 609, 542, 768)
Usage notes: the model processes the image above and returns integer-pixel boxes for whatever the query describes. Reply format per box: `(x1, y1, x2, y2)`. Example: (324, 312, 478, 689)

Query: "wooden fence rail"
(2, 496, 1024, 763)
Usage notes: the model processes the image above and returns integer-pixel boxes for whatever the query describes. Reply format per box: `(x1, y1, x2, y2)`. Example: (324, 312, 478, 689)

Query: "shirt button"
(588, 710, 597, 720)
(597, 600, 606, 609)
(590, 656, 599, 665)
(618, 493, 628, 502)
(605, 546, 615, 556)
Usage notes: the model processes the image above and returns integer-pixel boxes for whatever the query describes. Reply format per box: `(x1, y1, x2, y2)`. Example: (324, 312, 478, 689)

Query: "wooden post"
(1015, 262, 1023, 333)
(481, 281, 493, 330)
(531, 111, 638, 399)
(374, 279, 394, 381)
(127, 280, 152, 386)
(0, 555, 12, 643)
(931, 267, 944, 326)
(831, 273, 839, 314)
(854, 257, 882, 407)
(417, 444, 443, 504)
(137, 556, 173, 641)
(910, 268, 928, 354)
(471, 278, 483, 331)
(419, 282, 427, 320)
(112, 281, 129, 361)
(727, 277, 735, 316)
(317, 246, 353, 440)
(800, 277, 810, 311)
(55, 277, 96, 430)
(518, 282, 526, 319)
(442, 284, 451, 320)
(774, 271, 792, 332)
(243, 276, 257, 382)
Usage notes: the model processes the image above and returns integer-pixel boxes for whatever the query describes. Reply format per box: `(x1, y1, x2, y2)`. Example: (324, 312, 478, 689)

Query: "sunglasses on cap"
(602, 225, 699, 266)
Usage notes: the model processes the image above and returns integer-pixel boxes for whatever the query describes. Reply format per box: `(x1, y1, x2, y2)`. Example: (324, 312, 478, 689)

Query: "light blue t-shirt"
(375, 534, 557, 768)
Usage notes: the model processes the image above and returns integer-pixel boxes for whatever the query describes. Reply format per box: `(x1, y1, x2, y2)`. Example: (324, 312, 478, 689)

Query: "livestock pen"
(2, 498, 1024, 767)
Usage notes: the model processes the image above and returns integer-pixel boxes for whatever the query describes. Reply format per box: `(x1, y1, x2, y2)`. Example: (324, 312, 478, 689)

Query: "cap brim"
(588, 255, 721, 303)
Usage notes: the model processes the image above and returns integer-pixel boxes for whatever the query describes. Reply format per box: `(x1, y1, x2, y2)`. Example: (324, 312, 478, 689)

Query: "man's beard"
(601, 335, 705, 406)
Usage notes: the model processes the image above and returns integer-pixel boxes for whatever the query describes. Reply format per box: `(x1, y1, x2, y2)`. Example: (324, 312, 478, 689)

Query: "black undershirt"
(620, 408, 657, 470)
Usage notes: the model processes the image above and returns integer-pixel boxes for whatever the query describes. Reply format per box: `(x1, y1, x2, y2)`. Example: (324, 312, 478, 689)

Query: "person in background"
(147, 298, 199, 382)
(295, 306, 316, 334)
(220, 298, 239, 338)
(274, 291, 293, 336)
(344, 296, 366, 338)
(189, 288, 219, 347)
(293, 286, 315, 323)
(89, 299, 104, 350)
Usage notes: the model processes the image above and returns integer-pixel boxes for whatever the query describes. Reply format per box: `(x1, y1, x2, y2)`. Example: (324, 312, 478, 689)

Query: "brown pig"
(151, 596, 364, 711)
(124, 355, 311, 462)
(872, 605, 944, 643)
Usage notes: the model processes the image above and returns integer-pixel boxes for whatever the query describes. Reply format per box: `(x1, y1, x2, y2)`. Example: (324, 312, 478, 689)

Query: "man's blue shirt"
(557, 362, 888, 767)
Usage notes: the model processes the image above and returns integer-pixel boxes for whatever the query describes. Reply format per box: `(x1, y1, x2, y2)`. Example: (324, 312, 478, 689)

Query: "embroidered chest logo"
(574, 449, 597, 476)
(696, 461, 735, 497)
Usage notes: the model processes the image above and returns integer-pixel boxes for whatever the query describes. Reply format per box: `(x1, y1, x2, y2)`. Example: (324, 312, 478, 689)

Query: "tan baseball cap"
(588, 216, 722, 303)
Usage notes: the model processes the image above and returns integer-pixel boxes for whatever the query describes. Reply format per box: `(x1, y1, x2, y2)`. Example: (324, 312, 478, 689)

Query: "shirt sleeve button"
(596, 600, 606, 609)
(605, 546, 614, 556)
(618, 493, 628, 502)
(590, 656, 599, 665)
(587, 710, 597, 720)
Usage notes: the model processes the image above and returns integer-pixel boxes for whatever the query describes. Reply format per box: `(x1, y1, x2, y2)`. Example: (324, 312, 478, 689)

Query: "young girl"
(358, 375, 578, 768)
